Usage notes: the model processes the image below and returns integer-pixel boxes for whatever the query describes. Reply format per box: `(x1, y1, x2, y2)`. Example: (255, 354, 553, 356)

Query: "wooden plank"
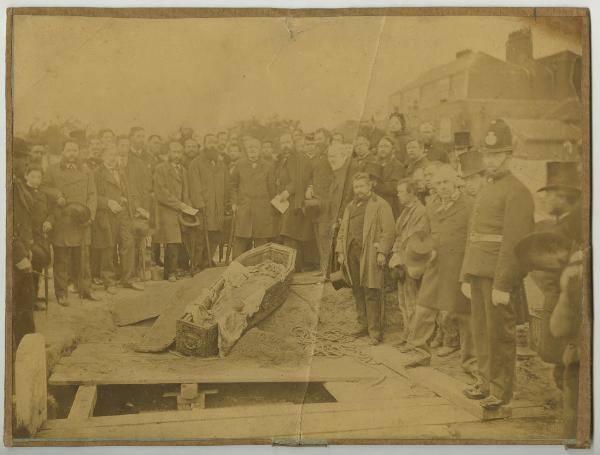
(323, 377, 433, 403)
(133, 267, 225, 351)
(43, 396, 450, 430)
(408, 368, 512, 421)
(111, 267, 225, 326)
(49, 344, 381, 385)
(367, 345, 512, 421)
(38, 399, 475, 440)
(67, 386, 97, 421)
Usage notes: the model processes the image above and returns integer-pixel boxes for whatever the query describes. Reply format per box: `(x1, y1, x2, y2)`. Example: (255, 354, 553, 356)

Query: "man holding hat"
(335, 172, 395, 345)
(402, 164, 476, 372)
(389, 178, 428, 344)
(43, 139, 99, 305)
(460, 119, 534, 410)
(154, 141, 196, 282)
(92, 145, 144, 293)
(458, 150, 487, 197)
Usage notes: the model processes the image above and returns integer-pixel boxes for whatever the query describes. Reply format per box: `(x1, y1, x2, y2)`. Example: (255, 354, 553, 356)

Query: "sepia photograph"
(4, 7, 591, 448)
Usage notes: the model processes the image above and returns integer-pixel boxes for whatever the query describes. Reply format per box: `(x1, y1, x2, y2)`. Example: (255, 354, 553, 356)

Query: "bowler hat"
(515, 231, 572, 272)
(363, 161, 383, 182)
(178, 212, 202, 228)
(31, 243, 50, 270)
(481, 119, 513, 154)
(537, 161, 581, 194)
(330, 266, 350, 290)
(69, 129, 87, 145)
(458, 150, 485, 178)
(131, 218, 150, 237)
(404, 231, 434, 270)
(63, 202, 91, 225)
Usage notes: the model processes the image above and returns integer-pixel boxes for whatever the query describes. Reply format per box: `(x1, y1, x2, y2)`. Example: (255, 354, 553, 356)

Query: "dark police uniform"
(460, 120, 534, 406)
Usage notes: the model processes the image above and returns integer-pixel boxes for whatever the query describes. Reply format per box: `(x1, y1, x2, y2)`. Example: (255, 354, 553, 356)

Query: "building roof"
(501, 117, 581, 142)
(391, 51, 516, 96)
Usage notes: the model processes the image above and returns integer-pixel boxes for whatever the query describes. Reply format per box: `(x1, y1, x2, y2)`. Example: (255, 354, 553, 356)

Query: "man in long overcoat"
(230, 137, 278, 258)
(388, 177, 428, 344)
(460, 119, 534, 410)
(93, 146, 144, 292)
(154, 141, 194, 281)
(43, 140, 98, 305)
(275, 132, 313, 271)
(12, 139, 36, 352)
(125, 127, 155, 278)
(187, 134, 230, 268)
(336, 172, 395, 345)
(402, 164, 476, 373)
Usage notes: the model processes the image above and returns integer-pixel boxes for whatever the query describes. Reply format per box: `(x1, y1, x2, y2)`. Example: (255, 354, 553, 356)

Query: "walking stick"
(227, 212, 236, 265)
(202, 211, 214, 267)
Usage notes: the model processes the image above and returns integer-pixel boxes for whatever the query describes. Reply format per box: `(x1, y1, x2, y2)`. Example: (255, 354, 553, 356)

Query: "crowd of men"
(12, 112, 583, 433)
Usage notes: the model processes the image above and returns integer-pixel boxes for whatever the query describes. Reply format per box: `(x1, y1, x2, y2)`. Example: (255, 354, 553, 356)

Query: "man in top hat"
(92, 145, 144, 293)
(335, 172, 395, 345)
(154, 141, 195, 282)
(538, 161, 582, 247)
(230, 136, 278, 258)
(12, 137, 36, 351)
(401, 164, 476, 372)
(458, 150, 487, 197)
(187, 134, 230, 268)
(374, 136, 405, 218)
(460, 118, 534, 410)
(389, 178, 428, 344)
(525, 161, 582, 412)
(387, 112, 410, 164)
(43, 139, 99, 305)
(275, 132, 314, 271)
(418, 122, 450, 164)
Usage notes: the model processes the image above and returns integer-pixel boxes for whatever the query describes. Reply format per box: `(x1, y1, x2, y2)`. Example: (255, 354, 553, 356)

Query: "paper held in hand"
(182, 206, 199, 216)
(271, 196, 289, 214)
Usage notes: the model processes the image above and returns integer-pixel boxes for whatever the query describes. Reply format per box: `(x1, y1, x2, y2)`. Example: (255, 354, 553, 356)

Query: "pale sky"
(12, 14, 582, 136)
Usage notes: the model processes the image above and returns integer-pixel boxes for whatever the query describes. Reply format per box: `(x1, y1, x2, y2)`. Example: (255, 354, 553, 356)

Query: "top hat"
(458, 150, 486, 178)
(515, 231, 572, 272)
(178, 211, 202, 228)
(31, 243, 50, 270)
(363, 161, 383, 182)
(12, 137, 30, 158)
(538, 161, 581, 193)
(481, 119, 513, 153)
(63, 202, 91, 225)
(404, 231, 434, 270)
(454, 131, 472, 149)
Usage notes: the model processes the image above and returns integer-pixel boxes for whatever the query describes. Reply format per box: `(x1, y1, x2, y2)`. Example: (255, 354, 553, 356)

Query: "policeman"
(459, 119, 534, 410)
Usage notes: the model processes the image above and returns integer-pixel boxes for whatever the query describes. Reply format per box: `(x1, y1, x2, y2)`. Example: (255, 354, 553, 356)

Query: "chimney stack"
(506, 28, 533, 65)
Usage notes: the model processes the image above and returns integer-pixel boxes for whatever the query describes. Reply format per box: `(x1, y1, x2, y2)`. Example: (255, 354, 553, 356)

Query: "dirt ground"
(35, 269, 564, 440)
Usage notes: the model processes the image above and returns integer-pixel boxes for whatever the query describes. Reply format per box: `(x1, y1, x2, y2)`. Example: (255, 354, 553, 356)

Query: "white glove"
(460, 282, 471, 299)
(492, 289, 510, 306)
(107, 199, 123, 214)
(16, 257, 32, 272)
